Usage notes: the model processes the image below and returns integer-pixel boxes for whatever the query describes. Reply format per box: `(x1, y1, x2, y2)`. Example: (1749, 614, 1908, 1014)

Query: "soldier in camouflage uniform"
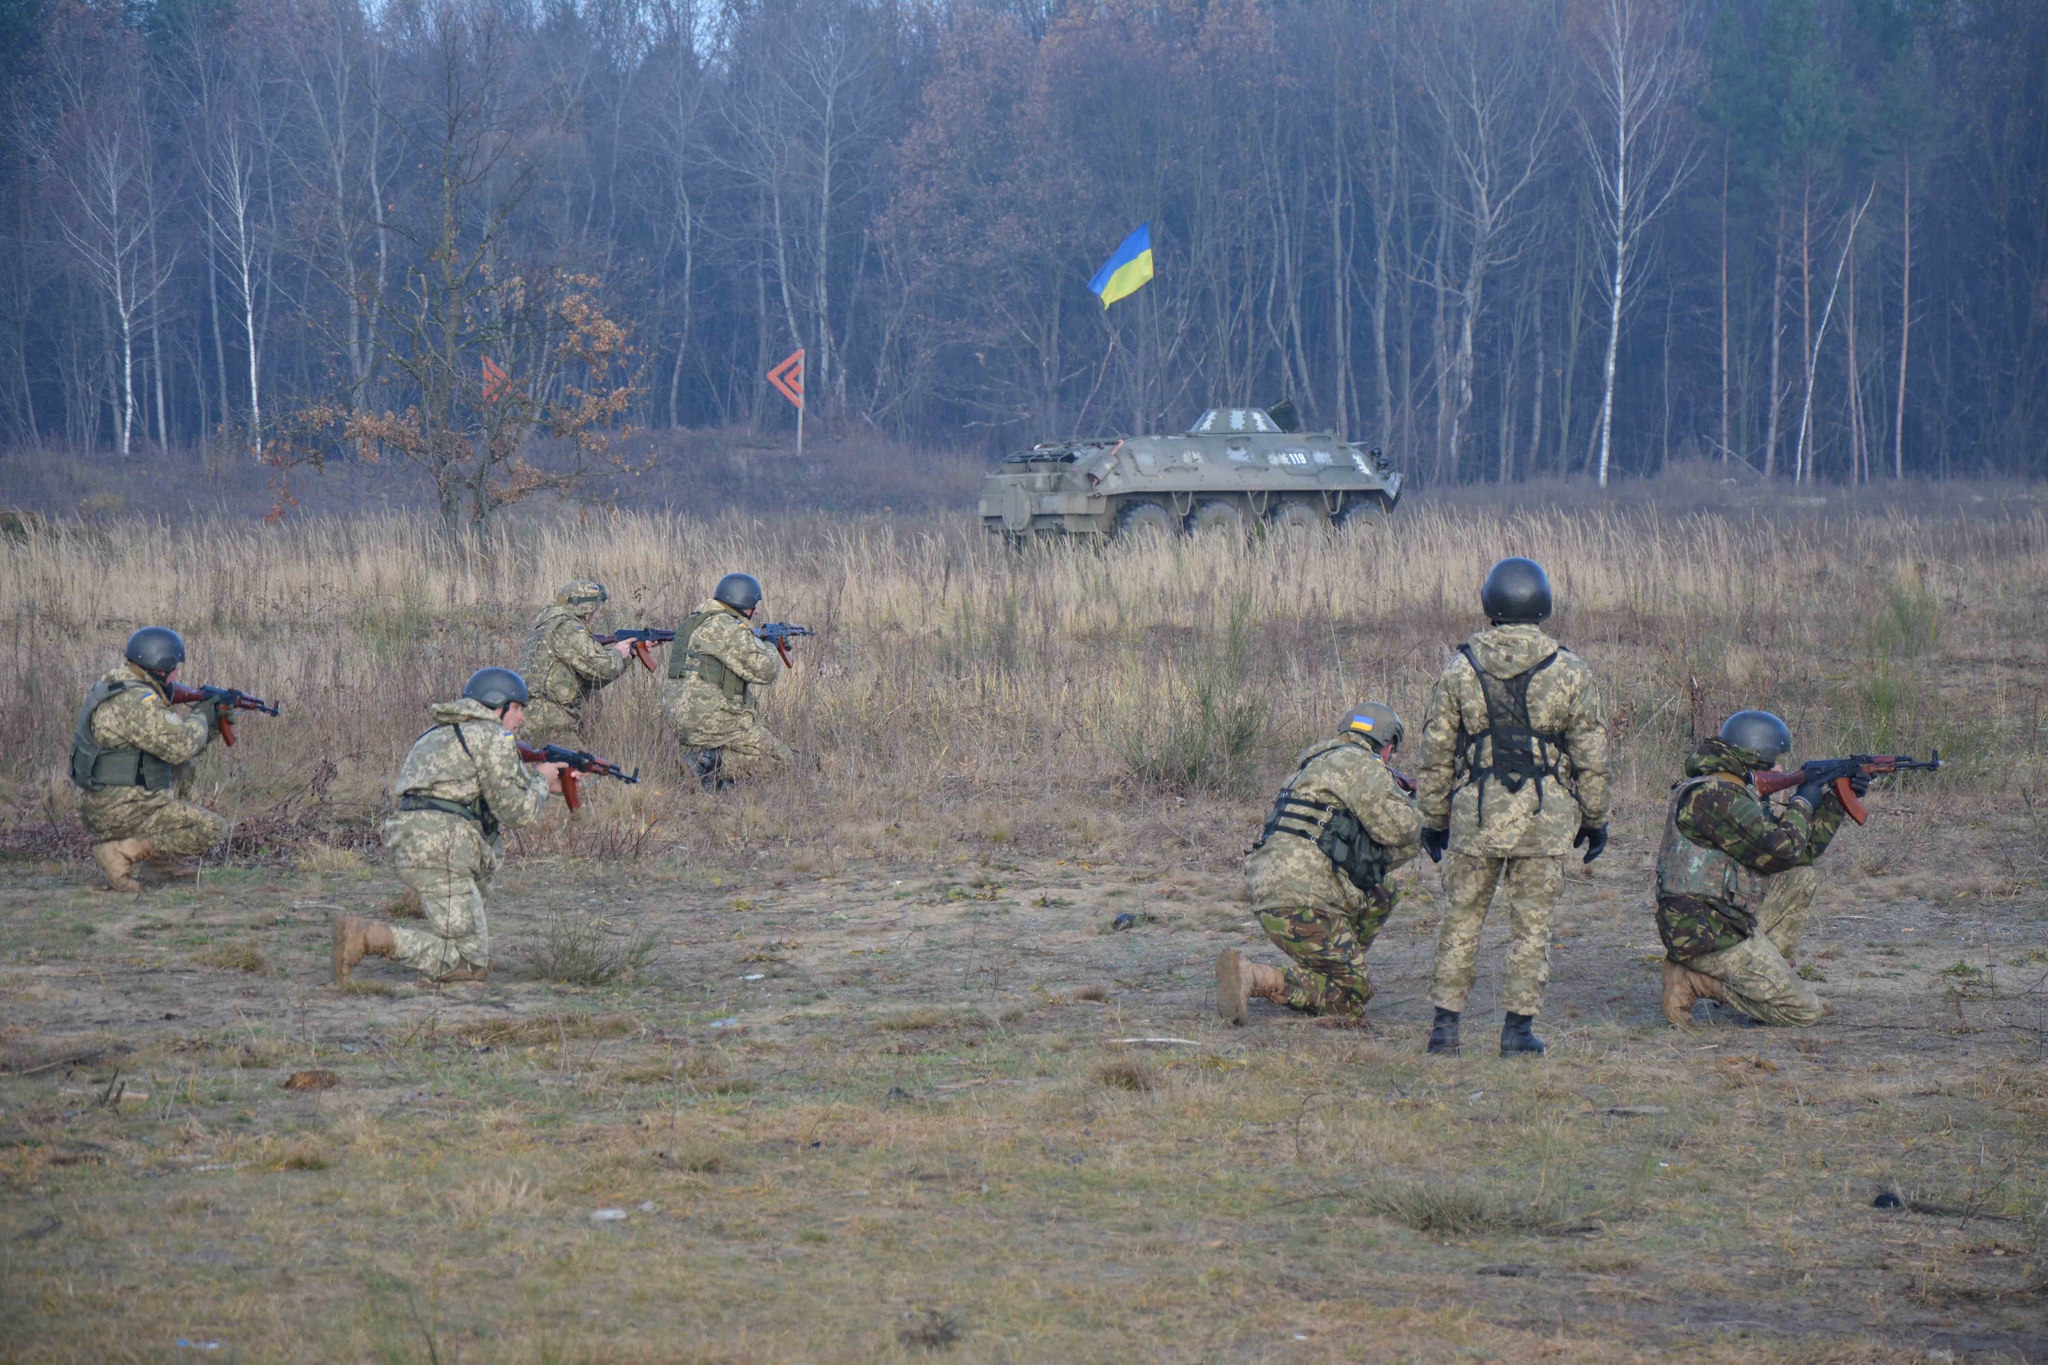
(1221, 702, 1421, 1024)
(68, 627, 229, 891)
(333, 668, 562, 985)
(661, 572, 792, 784)
(1415, 558, 1610, 1057)
(1656, 710, 1857, 1028)
(515, 579, 635, 746)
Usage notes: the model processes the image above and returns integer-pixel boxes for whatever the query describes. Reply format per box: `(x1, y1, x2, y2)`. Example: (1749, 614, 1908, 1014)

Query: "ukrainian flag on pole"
(1089, 223, 1155, 308)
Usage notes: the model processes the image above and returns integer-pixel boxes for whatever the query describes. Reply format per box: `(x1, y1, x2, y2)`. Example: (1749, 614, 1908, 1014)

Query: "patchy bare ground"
(2, 798, 2043, 1362)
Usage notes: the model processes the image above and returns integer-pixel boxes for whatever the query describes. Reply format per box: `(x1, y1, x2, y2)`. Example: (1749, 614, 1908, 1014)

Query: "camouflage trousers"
(1429, 853, 1565, 1018)
(664, 690, 792, 777)
(380, 811, 497, 978)
(517, 699, 584, 749)
(1680, 865, 1823, 1026)
(79, 788, 227, 859)
(1257, 886, 1396, 1016)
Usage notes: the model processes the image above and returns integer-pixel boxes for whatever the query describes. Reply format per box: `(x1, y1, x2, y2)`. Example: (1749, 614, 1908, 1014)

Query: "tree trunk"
(1797, 174, 1813, 484)
(1719, 137, 1730, 466)
(1893, 150, 1911, 480)
(1764, 210, 1785, 479)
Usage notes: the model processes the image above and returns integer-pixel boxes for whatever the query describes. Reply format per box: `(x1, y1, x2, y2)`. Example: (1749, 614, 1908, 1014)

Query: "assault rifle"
(1754, 751, 1942, 826)
(593, 627, 675, 673)
(753, 621, 813, 668)
(169, 684, 280, 746)
(1386, 763, 1418, 797)
(516, 742, 641, 812)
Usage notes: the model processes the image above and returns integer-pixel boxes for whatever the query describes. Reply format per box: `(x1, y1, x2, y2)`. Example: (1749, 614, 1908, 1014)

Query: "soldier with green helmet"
(69, 627, 231, 891)
(333, 668, 564, 986)
(661, 573, 793, 785)
(1413, 558, 1610, 1057)
(515, 579, 636, 746)
(1220, 702, 1422, 1024)
(1656, 710, 1858, 1027)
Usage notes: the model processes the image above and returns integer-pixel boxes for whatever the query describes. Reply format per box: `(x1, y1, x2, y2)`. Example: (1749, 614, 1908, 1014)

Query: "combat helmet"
(1344, 701, 1404, 753)
(714, 573, 763, 615)
(125, 626, 186, 679)
(1717, 710, 1792, 766)
(555, 580, 608, 616)
(1480, 558, 1552, 625)
(463, 667, 529, 712)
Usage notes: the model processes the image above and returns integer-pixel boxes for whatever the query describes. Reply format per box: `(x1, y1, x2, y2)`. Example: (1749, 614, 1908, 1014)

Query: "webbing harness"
(1251, 740, 1391, 893)
(398, 724, 499, 837)
(669, 609, 747, 700)
(1454, 645, 1567, 823)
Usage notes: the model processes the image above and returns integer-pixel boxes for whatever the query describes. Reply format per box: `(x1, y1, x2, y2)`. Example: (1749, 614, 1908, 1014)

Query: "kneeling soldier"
(516, 579, 635, 746)
(70, 627, 229, 891)
(334, 669, 563, 985)
(1657, 710, 1859, 1027)
(662, 572, 792, 784)
(1220, 702, 1421, 1024)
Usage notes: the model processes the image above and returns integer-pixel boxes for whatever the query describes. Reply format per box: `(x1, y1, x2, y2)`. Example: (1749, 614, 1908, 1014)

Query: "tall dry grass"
(2, 504, 2041, 864)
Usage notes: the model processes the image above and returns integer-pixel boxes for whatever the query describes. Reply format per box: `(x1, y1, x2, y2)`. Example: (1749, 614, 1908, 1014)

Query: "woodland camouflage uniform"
(515, 581, 628, 746)
(73, 663, 227, 859)
(380, 697, 549, 978)
(1415, 624, 1609, 1018)
(1657, 736, 1845, 1026)
(1244, 733, 1422, 1014)
(660, 598, 791, 775)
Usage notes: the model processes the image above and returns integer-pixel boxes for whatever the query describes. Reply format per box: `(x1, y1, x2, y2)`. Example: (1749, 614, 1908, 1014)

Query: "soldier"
(515, 579, 635, 747)
(1414, 558, 1610, 1057)
(1220, 702, 1422, 1025)
(1656, 710, 1859, 1028)
(661, 572, 792, 785)
(333, 668, 564, 986)
(69, 627, 229, 891)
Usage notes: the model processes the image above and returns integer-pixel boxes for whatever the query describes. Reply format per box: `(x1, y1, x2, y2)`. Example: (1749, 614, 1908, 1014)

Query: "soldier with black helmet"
(515, 579, 636, 746)
(1413, 558, 1610, 1057)
(1655, 710, 1857, 1027)
(661, 573, 793, 785)
(69, 626, 230, 891)
(1221, 702, 1422, 1025)
(333, 668, 565, 986)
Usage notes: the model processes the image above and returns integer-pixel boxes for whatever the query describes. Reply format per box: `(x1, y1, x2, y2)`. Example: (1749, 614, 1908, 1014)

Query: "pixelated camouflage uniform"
(1656, 736, 1846, 1026)
(1415, 624, 1609, 1018)
(380, 697, 549, 978)
(1243, 733, 1422, 1015)
(515, 590, 628, 746)
(71, 664, 227, 857)
(659, 597, 791, 776)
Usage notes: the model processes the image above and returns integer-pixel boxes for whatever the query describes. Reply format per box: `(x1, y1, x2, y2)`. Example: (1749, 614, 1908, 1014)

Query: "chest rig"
(669, 610, 748, 700)
(1454, 645, 1567, 822)
(1252, 740, 1391, 893)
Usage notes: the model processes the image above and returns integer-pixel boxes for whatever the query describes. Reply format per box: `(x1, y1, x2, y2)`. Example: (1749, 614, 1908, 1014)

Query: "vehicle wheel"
(1333, 493, 1392, 529)
(1268, 500, 1325, 533)
(1116, 500, 1180, 541)
(1188, 499, 1248, 536)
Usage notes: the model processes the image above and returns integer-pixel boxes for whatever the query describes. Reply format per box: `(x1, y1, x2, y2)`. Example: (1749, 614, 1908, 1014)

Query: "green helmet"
(462, 667, 529, 712)
(1344, 701, 1404, 752)
(555, 579, 608, 615)
(125, 626, 186, 678)
(714, 573, 763, 614)
(1718, 710, 1791, 764)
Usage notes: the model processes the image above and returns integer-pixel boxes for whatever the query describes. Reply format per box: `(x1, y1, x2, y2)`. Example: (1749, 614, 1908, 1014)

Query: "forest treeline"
(1, 0, 2042, 505)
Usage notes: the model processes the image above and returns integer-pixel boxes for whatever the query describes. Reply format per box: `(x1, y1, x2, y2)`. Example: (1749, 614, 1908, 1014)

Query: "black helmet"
(462, 667, 529, 711)
(714, 573, 763, 614)
(1718, 710, 1792, 764)
(125, 626, 186, 677)
(1343, 701, 1404, 753)
(1480, 557, 1552, 624)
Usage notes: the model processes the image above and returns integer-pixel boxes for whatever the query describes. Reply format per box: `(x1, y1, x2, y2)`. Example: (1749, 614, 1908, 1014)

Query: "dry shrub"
(1095, 1061, 1158, 1092)
(442, 1174, 546, 1220)
(197, 941, 267, 974)
(465, 1012, 643, 1047)
(267, 1134, 330, 1172)
(297, 841, 367, 875)
(658, 1147, 731, 1173)
(877, 1007, 954, 1031)
(1069, 984, 1111, 1003)
(898, 1309, 961, 1351)
(525, 909, 659, 984)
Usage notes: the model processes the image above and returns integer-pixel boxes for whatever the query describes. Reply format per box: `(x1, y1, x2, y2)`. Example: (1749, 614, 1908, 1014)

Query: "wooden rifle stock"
(517, 743, 582, 810)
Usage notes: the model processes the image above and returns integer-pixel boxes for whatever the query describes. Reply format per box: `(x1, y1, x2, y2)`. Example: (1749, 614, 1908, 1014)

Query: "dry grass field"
(1, 496, 2044, 1361)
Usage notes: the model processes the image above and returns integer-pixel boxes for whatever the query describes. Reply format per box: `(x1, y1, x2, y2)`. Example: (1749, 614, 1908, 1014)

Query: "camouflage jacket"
(390, 698, 549, 838)
(1655, 737, 1844, 959)
(1414, 624, 1610, 857)
(662, 598, 781, 711)
(517, 603, 628, 711)
(1245, 733, 1421, 915)
(74, 663, 214, 789)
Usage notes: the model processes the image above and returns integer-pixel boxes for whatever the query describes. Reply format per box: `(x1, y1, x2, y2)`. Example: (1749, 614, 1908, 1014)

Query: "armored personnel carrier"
(978, 403, 1402, 539)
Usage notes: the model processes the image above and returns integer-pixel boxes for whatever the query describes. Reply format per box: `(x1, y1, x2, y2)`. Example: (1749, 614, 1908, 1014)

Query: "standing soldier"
(333, 669, 563, 986)
(69, 627, 229, 891)
(1414, 558, 1610, 1057)
(1221, 702, 1422, 1025)
(1656, 710, 1856, 1028)
(662, 573, 792, 785)
(515, 579, 635, 746)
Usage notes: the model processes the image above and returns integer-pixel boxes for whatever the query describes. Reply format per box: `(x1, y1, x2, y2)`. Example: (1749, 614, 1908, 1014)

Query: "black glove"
(1574, 823, 1608, 864)
(1848, 772, 1872, 797)
(1420, 826, 1449, 864)
(1793, 775, 1832, 810)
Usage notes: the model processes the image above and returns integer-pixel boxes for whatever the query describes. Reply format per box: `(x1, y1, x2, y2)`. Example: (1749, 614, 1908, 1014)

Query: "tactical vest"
(397, 725, 500, 838)
(669, 609, 747, 701)
(69, 677, 177, 792)
(1453, 645, 1567, 821)
(519, 611, 589, 708)
(1251, 740, 1391, 894)
(1654, 773, 1763, 945)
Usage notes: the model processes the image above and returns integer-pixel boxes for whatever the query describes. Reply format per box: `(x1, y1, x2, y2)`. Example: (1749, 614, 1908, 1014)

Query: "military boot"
(1661, 958, 1727, 1026)
(1426, 1006, 1461, 1055)
(332, 916, 396, 986)
(1500, 1011, 1546, 1057)
(90, 838, 152, 893)
(1215, 951, 1287, 1025)
(687, 748, 727, 789)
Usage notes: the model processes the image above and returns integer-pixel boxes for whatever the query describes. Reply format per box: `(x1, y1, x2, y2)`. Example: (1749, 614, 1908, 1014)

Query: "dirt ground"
(1, 796, 2043, 1362)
